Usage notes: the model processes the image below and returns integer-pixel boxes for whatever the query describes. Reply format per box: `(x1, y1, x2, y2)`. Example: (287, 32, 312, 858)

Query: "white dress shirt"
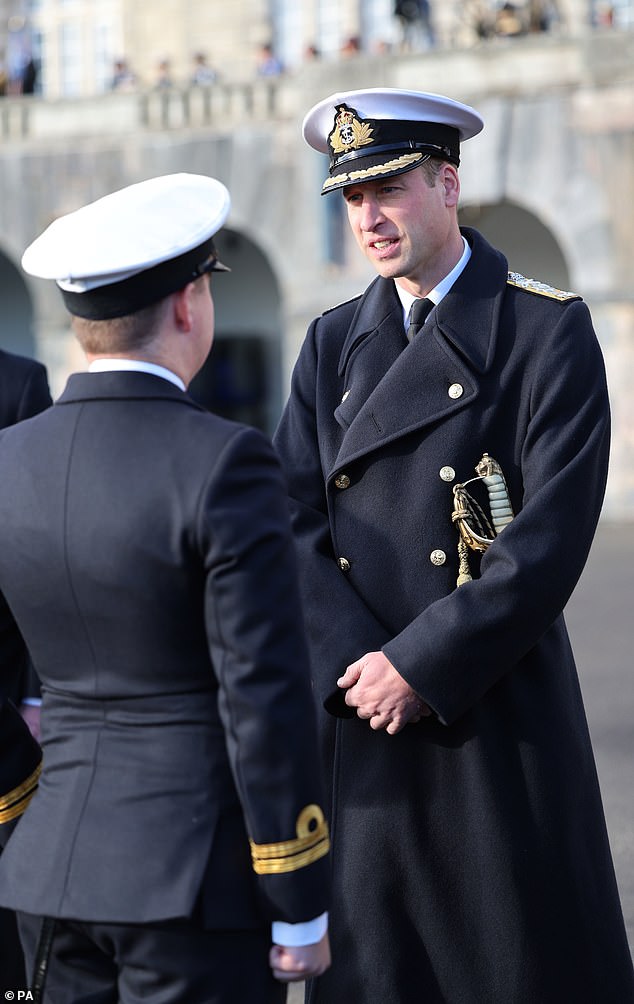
(395, 235, 472, 327)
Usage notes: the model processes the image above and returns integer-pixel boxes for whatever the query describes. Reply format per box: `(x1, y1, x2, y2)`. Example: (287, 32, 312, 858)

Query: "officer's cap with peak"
(22, 173, 231, 320)
(303, 87, 484, 195)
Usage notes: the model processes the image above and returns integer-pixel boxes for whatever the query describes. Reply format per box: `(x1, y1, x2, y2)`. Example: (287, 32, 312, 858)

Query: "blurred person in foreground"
(0, 172, 330, 1003)
(273, 87, 634, 1003)
(0, 346, 51, 988)
(0, 345, 52, 737)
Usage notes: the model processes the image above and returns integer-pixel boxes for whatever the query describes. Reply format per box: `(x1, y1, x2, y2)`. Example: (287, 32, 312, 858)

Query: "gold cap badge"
(328, 104, 375, 156)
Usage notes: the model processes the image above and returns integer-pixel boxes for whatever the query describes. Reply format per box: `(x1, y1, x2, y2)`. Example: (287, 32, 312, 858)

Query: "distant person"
(20, 57, 37, 94)
(191, 50, 218, 85)
(0, 174, 330, 1001)
(110, 58, 136, 91)
(394, 0, 436, 49)
(340, 36, 362, 57)
(256, 42, 284, 77)
(495, 2, 526, 36)
(593, 2, 615, 26)
(527, 0, 558, 31)
(154, 57, 173, 89)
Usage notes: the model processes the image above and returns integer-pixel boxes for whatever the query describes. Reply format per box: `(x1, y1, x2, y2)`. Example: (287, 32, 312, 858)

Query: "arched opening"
(0, 248, 36, 357)
(189, 228, 283, 435)
(459, 201, 571, 291)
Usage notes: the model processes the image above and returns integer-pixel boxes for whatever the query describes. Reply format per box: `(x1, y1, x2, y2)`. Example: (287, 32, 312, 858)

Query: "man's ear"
(442, 164, 460, 208)
(172, 283, 196, 332)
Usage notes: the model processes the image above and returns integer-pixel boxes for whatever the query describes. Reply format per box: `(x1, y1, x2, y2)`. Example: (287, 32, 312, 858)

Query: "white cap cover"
(22, 173, 231, 318)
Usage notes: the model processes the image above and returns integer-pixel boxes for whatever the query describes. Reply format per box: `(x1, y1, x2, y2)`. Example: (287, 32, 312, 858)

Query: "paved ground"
(288, 521, 634, 1001)
(564, 521, 634, 950)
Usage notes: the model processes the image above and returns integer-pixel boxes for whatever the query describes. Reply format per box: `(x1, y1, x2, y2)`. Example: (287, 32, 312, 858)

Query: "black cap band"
(60, 236, 228, 320)
(328, 109, 461, 171)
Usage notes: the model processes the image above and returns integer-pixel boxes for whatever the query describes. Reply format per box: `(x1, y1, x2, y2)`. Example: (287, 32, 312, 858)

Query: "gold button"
(430, 550, 446, 566)
(448, 383, 464, 400)
(439, 466, 455, 482)
(337, 557, 351, 572)
(334, 474, 351, 490)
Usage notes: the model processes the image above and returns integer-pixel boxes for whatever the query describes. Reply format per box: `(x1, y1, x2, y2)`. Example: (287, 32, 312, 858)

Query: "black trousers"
(0, 906, 27, 989)
(17, 912, 287, 1004)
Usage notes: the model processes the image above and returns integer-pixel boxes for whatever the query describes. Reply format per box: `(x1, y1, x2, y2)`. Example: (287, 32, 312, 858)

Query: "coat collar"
(57, 369, 204, 409)
(435, 228, 508, 374)
(330, 229, 509, 474)
(337, 228, 508, 379)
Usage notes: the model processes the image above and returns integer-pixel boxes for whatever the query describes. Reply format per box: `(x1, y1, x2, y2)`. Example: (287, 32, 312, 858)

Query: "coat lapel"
(333, 278, 408, 433)
(330, 231, 508, 476)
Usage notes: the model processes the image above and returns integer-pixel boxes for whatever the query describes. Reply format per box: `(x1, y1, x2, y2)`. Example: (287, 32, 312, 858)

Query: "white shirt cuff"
(271, 911, 328, 947)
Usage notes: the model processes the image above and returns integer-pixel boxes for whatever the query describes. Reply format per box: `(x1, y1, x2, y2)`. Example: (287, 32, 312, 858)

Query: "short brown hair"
(72, 298, 169, 355)
(419, 156, 445, 187)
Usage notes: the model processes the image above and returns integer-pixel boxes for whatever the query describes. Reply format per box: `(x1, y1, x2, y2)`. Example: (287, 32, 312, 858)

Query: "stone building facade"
(0, 7, 632, 515)
(3, 0, 632, 96)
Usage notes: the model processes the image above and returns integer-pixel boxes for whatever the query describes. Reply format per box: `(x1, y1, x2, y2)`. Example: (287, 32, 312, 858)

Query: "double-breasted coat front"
(0, 370, 329, 934)
(273, 228, 634, 1002)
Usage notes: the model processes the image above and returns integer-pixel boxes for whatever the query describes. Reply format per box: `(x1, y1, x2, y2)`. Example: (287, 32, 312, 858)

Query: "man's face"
(342, 164, 461, 295)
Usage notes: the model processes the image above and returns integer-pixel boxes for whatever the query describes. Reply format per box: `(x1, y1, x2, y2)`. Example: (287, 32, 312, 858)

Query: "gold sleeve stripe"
(250, 804, 330, 875)
(0, 761, 42, 824)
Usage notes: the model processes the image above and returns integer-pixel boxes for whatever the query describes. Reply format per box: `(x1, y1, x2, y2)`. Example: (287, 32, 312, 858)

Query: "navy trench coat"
(274, 228, 634, 1003)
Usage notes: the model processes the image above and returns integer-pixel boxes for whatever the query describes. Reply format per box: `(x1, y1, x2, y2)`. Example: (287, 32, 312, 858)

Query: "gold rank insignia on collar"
(249, 804, 330, 875)
(507, 272, 579, 301)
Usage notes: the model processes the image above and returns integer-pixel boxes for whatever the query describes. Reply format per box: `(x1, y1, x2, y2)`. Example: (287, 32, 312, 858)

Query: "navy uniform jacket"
(0, 371, 329, 929)
(273, 228, 634, 1002)
(0, 350, 50, 842)
(0, 349, 52, 705)
(0, 348, 51, 429)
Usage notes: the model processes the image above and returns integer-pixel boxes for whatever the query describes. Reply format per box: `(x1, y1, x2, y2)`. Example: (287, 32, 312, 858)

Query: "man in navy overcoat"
(0, 174, 331, 1002)
(274, 88, 634, 1003)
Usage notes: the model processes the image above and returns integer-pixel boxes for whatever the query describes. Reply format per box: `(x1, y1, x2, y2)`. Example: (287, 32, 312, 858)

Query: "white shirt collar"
(87, 358, 186, 392)
(395, 236, 472, 325)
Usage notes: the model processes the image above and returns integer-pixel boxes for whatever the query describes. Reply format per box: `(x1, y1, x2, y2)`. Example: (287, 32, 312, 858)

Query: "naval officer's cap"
(302, 87, 484, 195)
(21, 173, 231, 320)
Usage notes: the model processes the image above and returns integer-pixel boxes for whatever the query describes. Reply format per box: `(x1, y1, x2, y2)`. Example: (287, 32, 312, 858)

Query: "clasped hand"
(270, 931, 331, 982)
(337, 651, 431, 735)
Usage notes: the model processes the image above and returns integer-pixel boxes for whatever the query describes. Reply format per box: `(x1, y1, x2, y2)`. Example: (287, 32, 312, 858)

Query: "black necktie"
(407, 297, 434, 340)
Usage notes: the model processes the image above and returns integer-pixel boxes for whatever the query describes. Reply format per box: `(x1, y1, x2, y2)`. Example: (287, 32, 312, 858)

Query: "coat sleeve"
(383, 299, 611, 724)
(274, 320, 393, 714)
(16, 361, 53, 423)
(0, 591, 30, 702)
(6, 362, 51, 702)
(199, 424, 330, 923)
